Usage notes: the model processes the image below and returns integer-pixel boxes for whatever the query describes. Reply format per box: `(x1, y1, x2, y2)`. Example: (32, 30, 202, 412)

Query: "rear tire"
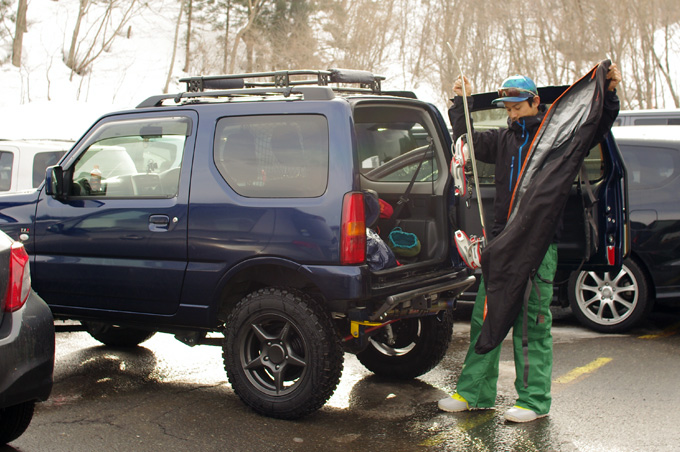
(569, 259, 652, 333)
(356, 309, 454, 379)
(81, 321, 156, 347)
(0, 401, 35, 444)
(223, 288, 344, 419)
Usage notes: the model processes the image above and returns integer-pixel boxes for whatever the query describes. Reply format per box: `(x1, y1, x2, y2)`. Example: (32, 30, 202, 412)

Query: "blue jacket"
(449, 99, 545, 238)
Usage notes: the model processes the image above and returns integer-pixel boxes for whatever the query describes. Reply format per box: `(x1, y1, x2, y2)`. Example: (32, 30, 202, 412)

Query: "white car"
(0, 140, 72, 192)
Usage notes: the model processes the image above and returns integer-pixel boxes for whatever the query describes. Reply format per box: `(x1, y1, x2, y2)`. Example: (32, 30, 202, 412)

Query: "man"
(439, 64, 622, 423)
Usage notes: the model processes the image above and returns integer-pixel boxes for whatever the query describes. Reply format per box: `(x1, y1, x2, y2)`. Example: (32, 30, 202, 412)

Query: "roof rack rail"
(136, 69, 417, 108)
(136, 86, 336, 108)
(179, 68, 385, 94)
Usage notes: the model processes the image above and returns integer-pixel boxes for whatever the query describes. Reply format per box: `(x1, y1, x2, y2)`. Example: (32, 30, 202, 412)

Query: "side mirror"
(44, 165, 64, 198)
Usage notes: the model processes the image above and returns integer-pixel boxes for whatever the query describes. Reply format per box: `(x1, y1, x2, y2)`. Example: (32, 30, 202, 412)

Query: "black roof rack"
(180, 68, 384, 93)
(136, 69, 419, 108)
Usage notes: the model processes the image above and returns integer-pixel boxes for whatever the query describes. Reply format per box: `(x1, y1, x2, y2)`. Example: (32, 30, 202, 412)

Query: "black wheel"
(569, 258, 652, 333)
(82, 321, 156, 347)
(0, 401, 35, 444)
(356, 309, 454, 379)
(223, 288, 344, 419)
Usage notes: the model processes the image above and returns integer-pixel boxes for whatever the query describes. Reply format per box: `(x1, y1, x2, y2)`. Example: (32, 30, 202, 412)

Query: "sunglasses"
(497, 87, 536, 98)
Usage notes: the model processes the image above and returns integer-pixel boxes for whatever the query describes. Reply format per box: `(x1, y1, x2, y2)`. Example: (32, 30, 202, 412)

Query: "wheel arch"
(211, 257, 324, 324)
(625, 251, 656, 300)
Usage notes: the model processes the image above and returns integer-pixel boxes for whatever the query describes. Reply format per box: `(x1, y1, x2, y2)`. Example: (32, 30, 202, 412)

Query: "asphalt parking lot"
(5, 301, 680, 452)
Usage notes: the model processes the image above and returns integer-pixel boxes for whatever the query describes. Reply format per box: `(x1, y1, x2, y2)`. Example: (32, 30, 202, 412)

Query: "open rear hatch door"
(453, 84, 629, 273)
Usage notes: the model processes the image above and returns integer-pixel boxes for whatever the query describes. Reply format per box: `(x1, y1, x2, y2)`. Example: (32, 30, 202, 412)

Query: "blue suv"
(0, 70, 626, 419)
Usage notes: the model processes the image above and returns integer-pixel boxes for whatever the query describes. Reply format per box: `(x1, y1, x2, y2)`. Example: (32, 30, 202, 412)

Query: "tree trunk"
(222, 0, 230, 74)
(11, 0, 28, 67)
(164, 0, 186, 93)
(67, 0, 88, 78)
(228, 0, 263, 74)
(183, 0, 192, 73)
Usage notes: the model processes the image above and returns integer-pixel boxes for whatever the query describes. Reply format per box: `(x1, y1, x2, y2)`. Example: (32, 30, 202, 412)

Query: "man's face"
(504, 97, 540, 123)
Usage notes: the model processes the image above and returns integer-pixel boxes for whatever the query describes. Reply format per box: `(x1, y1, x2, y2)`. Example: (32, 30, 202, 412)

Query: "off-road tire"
(82, 321, 156, 347)
(223, 287, 344, 419)
(569, 258, 652, 333)
(0, 401, 35, 444)
(356, 309, 454, 379)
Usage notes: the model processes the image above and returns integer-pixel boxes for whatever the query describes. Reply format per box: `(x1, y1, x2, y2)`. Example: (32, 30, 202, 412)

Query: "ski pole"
(446, 42, 487, 243)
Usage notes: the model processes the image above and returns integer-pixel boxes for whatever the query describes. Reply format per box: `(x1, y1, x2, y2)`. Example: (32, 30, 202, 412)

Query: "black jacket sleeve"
(590, 90, 620, 146)
(448, 96, 500, 164)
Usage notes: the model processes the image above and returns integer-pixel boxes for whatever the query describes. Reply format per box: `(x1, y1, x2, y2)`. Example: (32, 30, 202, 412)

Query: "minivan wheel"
(223, 288, 344, 419)
(0, 401, 35, 444)
(569, 259, 652, 333)
(356, 309, 454, 379)
(81, 321, 156, 347)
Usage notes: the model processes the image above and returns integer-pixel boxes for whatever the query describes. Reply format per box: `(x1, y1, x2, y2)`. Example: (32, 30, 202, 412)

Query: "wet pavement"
(5, 302, 680, 452)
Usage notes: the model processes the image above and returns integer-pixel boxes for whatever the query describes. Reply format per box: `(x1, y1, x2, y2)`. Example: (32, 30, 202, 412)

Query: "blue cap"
(492, 75, 538, 106)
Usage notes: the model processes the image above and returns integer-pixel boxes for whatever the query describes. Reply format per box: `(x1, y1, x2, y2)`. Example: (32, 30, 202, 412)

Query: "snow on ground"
(1, 0, 183, 140)
(6, 0, 674, 142)
(1, 0, 451, 142)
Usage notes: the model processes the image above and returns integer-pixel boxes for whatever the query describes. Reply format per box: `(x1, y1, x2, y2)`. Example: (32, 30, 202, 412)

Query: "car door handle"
(149, 214, 170, 232)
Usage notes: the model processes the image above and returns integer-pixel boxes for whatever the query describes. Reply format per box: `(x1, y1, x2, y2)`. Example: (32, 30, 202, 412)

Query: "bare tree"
(66, 0, 143, 80)
(652, 22, 679, 107)
(322, 0, 397, 72)
(183, 0, 193, 73)
(227, 0, 266, 73)
(164, 0, 186, 93)
(11, 0, 27, 67)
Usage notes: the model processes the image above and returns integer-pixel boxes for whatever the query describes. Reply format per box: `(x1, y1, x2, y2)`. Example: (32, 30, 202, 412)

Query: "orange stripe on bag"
(483, 295, 488, 320)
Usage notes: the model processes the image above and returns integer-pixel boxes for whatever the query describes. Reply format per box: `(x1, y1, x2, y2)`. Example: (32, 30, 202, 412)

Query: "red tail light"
(5, 242, 31, 312)
(340, 192, 366, 265)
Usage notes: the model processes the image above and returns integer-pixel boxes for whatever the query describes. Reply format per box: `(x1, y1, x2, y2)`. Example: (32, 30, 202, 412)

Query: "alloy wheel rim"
(239, 313, 308, 396)
(575, 264, 639, 326)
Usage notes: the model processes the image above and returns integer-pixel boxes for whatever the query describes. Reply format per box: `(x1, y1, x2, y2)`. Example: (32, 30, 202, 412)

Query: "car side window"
(70, 117, 191, 198)
(33, 151, 66, 188)
(214, 114, 329, 198)
(0, 152, 14, 192)
(620, 144, 679, 191)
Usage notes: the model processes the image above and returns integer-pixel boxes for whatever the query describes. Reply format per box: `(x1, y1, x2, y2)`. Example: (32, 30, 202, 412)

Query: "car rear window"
(353, 105, 440, 183)
(214, 114, 329, 198)
(633, 118, 680, 125)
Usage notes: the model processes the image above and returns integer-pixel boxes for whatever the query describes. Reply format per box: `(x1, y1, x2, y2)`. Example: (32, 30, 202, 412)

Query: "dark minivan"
(567, 126, 680, 332)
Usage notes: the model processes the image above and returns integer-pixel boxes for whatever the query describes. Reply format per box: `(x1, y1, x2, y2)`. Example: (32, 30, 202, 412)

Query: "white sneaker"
(438, 393, 469, 412)
(503, 405, 547, 423)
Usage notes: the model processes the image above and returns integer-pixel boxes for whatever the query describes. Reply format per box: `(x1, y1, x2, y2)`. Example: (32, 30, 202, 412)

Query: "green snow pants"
(455, 243, 558, 415)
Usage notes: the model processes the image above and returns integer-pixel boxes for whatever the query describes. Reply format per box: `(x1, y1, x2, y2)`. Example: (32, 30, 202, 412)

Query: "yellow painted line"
(638, 322, 680, 339)
(553, 357, 612, 385)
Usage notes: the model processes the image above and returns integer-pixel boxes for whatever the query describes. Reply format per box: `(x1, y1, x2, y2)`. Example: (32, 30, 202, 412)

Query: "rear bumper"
(301, 263, 475, 312)
(0, 291, 55, 408)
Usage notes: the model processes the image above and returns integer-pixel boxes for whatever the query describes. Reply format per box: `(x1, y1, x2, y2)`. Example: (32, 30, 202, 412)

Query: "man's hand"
(453, 75, 473, 97)
(607, 63, 622, 91)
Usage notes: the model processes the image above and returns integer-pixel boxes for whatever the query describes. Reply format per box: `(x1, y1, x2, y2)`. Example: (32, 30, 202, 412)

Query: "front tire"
(356, 309, 454, 379)
(0, 401, 35, 444)
(223, 288, 344, 419)
(81, 321, 156, 347)
(569, 259, 652, 333)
